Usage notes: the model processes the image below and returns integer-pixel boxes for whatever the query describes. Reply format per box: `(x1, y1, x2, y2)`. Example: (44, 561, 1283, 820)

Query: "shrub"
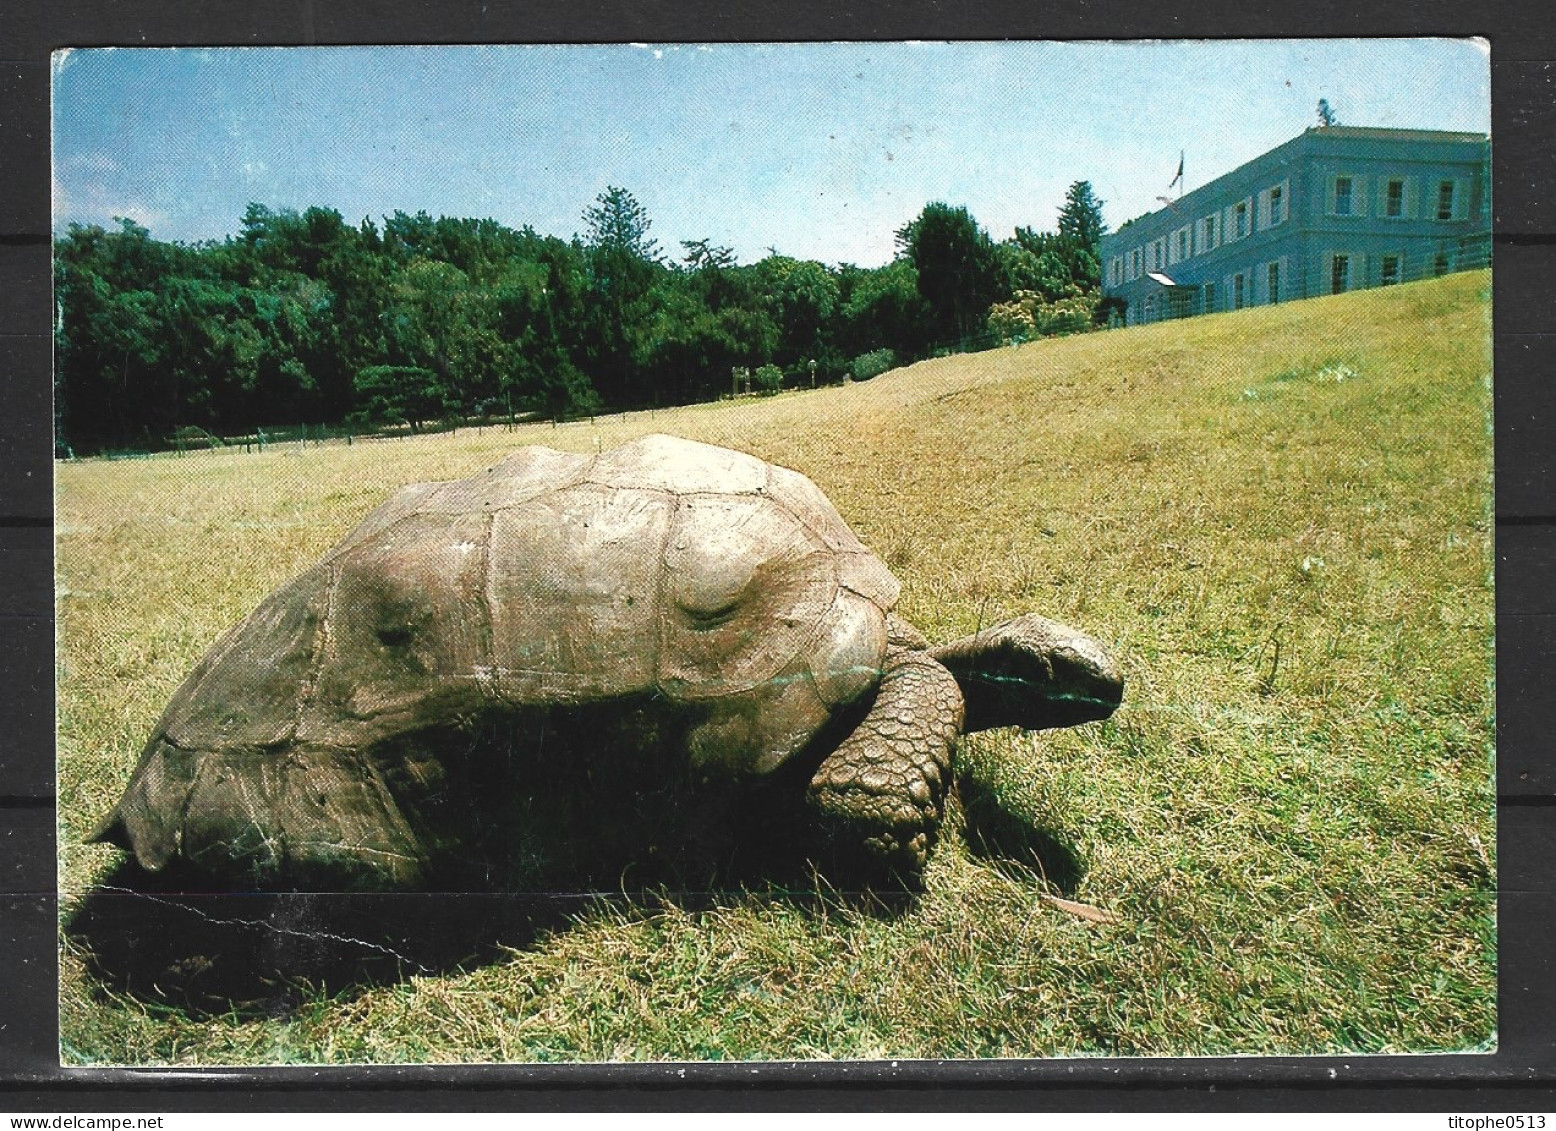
(989, 290, 1099, 344)
(850, 348, 897, 381)
(754, 364, 784, 393)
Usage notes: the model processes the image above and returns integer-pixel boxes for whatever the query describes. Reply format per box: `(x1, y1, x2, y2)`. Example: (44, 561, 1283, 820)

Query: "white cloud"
(53, 177, 169, 234)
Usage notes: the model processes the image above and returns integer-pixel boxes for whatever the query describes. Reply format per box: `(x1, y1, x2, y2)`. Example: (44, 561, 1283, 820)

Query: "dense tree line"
(54, 183, 1105, 454)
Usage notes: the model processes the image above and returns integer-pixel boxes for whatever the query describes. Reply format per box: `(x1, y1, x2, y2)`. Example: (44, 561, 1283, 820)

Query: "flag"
(1168, 151, 1184, 190)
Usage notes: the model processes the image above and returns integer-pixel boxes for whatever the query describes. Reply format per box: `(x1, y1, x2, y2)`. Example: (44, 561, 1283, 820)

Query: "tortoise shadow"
(67, 743, 1078, 1018)
(65, 855, 918, 1021)
(956, 773, 1087, 894)
(65, 861, 576, 1018)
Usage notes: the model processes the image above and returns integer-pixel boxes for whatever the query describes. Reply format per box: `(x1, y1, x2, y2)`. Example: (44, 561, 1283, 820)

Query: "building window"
(1269, 185, 1285, 226)
(1437, 180, 1456, 220)
(1386, 178, 1406, 218)
(1234, 201, 1248, 238)
(1380, 255, 1401, 286)
(1334, 176, 1354, 216)
(1233, 273, 1246, 309)
(1433, 251, 1451, 277)
(1178, 229, 1190, 260)
(1203, 282, 1215, 312)
(1267, 261, 1280, 304)
(1331, 253, 1351, 294)
(1111, 258, 1123, 286)
(1203, 215, 1217, 249)
(1132, 249, 1142, 278)
(1153, 239, 1165, 270)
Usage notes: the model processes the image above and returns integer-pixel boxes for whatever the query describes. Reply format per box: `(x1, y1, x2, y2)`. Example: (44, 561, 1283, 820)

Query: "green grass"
(56, 271, 1495, 1063)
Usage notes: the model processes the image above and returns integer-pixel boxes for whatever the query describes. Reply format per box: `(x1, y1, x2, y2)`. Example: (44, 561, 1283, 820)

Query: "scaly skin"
(805, 647, 965, 882)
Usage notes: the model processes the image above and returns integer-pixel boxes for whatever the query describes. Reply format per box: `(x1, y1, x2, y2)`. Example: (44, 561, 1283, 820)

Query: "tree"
(895, 202, 1005, 346)
(1317, 99, 1339, 128)
(835, 259, 931, 362)
(349, 365, 452, 433)
(754, 255, 840, 368)
(584, 186, 661, 263)
(1057, 181, 1106, 255)
(581, 187, 665, 406)
(680, 238, 736, 273)
(1007, 181, 1107, 302)
(53, 220, 194, 451)
(1004, 231, 1082, 302)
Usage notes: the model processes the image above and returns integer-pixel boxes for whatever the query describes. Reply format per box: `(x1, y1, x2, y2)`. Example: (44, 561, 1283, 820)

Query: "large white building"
(1099, 127, 1491, 325)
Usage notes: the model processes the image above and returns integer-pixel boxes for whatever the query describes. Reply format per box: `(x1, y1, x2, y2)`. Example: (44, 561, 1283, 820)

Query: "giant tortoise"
(91, 435, 1122, 889)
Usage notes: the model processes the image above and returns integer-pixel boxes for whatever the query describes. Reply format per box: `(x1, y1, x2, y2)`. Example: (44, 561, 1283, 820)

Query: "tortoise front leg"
(805, 649, 965, 885)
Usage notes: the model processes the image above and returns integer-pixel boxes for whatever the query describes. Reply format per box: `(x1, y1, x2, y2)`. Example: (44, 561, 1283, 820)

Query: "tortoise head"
(929, 613, 1123, 734)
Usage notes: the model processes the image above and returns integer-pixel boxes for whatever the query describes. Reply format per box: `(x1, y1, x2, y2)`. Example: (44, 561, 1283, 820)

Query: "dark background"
(3, 0, 1553, 1111)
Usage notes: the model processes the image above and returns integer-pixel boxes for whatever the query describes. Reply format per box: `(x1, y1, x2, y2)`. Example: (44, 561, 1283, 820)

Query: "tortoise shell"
(96, 435, 906, 884)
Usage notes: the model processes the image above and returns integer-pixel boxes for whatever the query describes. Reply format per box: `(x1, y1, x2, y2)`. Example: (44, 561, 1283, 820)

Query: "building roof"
(1108, 125, 1489, 238)
(1298, 125, 1488, 145)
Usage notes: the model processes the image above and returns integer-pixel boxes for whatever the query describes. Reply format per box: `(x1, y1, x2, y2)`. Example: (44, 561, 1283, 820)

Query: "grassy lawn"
(56, 271, 1495, 1063)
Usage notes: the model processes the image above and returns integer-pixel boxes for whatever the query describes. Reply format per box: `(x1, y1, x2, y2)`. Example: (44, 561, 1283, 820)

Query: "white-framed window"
(1384, 177, 1409, 219)
(1233, 272, 1246, 309)
(1131, 248, 1142, 279)
(1153, 238, 1165, 270)
(1202, 214, 1217, 251)
(1333, 176, 1354, 216)
(1111, 257, 1123, 286)
(1203, 281, 1215, 312)
(1436, 179, 1459, 221)
(1331, 252, 1352, 294)
(1261, 182, 1289, 228)
(1175, 226, 1191, 263)
(1234, 200, 1249, 238)
(1380, 253, 1402, 286)
(1267, 260, 1281, 304)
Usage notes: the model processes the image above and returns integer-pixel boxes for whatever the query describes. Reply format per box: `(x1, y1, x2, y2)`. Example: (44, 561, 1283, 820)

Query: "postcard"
(53, 41, 1493, 1066)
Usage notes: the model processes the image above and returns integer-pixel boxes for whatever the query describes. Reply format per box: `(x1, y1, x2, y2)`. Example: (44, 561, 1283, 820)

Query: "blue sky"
(52, 41, 1490, 268)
